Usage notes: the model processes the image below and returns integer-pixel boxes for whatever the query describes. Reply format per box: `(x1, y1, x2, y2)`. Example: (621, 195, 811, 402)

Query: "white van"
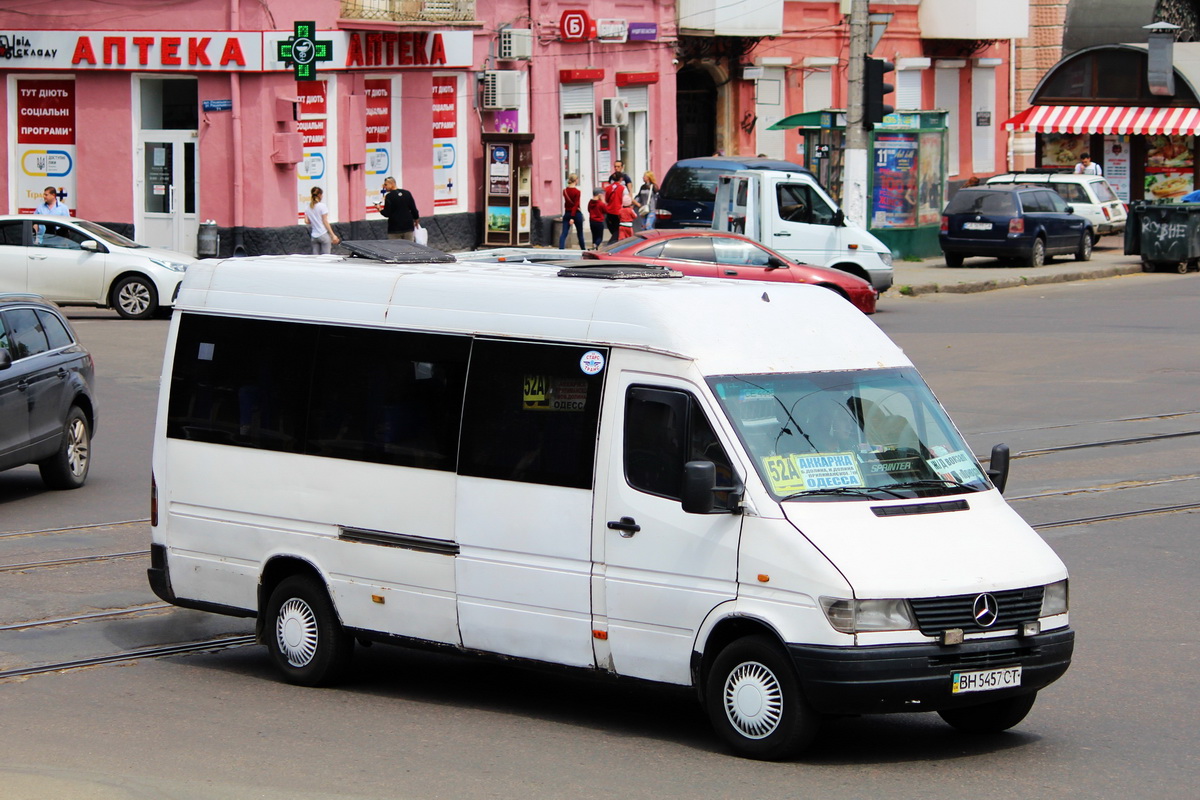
(712, 169, 894, 292)
(149, 245, 1072, 760)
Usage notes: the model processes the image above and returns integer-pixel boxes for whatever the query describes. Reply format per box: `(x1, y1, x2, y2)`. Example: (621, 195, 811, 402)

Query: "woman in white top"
(305, 187, 340, 254)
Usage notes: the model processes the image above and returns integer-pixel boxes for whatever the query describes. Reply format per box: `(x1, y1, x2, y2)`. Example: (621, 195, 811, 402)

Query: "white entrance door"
(137, 134, 198, 255)
(135, 77, 199, 255)
(562, 115, 595, 196)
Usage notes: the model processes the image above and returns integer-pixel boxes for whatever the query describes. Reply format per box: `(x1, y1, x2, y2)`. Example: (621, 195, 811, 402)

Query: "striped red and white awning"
(1003, 105, 1200, 135)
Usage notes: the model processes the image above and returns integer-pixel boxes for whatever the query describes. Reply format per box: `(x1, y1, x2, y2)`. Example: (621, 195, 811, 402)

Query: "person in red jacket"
(587, 187, 607, 250)
(618, 204, 637, 239)
(604, 178, 627, 244)
(558, 174, 584, 249)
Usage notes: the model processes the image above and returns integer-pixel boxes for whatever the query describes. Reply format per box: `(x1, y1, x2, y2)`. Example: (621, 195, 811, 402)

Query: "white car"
(986, 173, 1127, 242)
(0, 215, 194, 319)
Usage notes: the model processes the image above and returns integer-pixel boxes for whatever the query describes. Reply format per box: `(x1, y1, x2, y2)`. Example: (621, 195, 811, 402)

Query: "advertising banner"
(17, 79, 76, 214)
(364, 78, 393, 214)
(295, 80, 329, 220)
(871, 133, 918, 228)
(432, 75, 459, 209)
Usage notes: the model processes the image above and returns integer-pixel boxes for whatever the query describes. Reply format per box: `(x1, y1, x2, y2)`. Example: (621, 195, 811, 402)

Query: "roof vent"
(556, 263, 682, 279)
(341, 240, 455, 263)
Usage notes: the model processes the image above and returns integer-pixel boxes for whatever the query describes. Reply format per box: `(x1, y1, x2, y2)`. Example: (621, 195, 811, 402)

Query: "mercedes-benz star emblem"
(973, 593, 999, 627)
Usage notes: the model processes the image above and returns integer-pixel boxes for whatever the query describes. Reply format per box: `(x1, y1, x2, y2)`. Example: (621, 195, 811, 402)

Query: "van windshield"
(709, 368, 990, 501)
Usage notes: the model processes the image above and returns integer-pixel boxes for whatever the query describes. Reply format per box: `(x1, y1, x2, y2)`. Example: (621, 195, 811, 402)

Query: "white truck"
(713, 169, 895, 292)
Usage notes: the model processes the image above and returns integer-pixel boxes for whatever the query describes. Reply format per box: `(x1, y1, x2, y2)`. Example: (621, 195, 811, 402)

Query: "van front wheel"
(705, 636, 819, 760)
(937, 690, 1037, 734)
(265, 575, 353, 687)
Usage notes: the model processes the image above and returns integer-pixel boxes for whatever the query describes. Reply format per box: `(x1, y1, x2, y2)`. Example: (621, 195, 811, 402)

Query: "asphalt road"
(0, 266, 1196, 798)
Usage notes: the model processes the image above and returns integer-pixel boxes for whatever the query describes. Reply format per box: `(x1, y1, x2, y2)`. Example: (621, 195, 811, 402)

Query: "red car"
(585, 230, 878, 314)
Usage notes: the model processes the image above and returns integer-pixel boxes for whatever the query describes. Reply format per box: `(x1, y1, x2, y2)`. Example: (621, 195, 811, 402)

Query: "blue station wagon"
(939, 186, 1094, 269)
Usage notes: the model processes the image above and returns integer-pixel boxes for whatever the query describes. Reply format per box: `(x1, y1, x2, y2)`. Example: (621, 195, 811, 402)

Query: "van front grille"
(910, 587, 1044, 635)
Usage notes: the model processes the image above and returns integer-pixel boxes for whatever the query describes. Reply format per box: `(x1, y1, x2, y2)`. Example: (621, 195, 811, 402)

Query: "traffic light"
(864, 56, 895, 130)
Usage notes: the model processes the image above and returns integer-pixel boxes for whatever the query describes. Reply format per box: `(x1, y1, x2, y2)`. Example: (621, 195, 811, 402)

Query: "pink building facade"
(0, 1, 678, 255)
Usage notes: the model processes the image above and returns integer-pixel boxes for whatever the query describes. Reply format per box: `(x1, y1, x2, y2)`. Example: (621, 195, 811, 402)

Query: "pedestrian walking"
(604, 179, 626, 244)
(305, 187, 340, 255)
(588, 188, 607, 250)
(634, 171, 658, 231)
(558, 174, 585, 249)
(375, 176, 421, 240)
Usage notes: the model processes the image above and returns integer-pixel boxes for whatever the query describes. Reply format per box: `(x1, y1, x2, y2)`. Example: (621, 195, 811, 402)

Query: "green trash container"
(1126, 201, 1200, 274)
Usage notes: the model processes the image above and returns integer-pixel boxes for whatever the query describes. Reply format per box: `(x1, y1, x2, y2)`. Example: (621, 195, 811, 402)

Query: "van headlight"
(1041, 579, 1069, 616)
(150, 258, 190, 272)
(877, 250, 893, 266)
(820, 597, 915, 634)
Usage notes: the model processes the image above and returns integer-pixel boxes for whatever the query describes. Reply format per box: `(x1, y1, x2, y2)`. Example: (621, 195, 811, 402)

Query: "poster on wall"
(364, 78, 393, 214)
(1041, 133, 1088, 169)
(917, 132, 943, 226)
(1144, 135, 1194, 200)
(871, 133, 918, 228)
(1102, 135, 1131, 203)
(17, 79, 76, 214)
(432, 75, 459, 209)
(295, 80, 329, 220)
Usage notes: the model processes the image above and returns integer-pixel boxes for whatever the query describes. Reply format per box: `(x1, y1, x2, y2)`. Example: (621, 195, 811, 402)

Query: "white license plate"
(951, 666, 1022, 694)
(962, 221, 993, 231)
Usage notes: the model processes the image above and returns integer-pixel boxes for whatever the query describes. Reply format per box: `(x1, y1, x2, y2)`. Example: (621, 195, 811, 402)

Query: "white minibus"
(149, 246, 1073, 760)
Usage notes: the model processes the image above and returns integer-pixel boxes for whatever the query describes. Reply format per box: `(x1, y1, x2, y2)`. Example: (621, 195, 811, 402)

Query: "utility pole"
(843, 0, 869, 228)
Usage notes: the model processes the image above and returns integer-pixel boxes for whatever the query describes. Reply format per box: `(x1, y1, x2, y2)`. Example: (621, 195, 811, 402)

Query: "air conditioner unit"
(499, 28, 533, 60)
(600, 97, 628, 127)
(482, 70, 522, 110)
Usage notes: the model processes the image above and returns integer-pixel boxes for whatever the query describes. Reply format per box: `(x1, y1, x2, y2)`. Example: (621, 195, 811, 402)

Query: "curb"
(897, 263, 1145, 296)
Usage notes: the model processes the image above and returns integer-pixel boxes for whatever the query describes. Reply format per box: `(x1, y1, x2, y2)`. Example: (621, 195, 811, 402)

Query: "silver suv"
(0, 294, 96, 488)
(986, 172, 1126, 242)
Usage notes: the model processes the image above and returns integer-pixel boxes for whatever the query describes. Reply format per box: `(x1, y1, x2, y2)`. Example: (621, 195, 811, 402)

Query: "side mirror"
(682, 460, 743, 514)
(765, 256, 786, 270)
(0, 349, 11, 370)
(1064, 205, 1074, 214)
(80, 239, 101, 253)
(831, 209, 846, 227)
(987, 443, 1010, 494)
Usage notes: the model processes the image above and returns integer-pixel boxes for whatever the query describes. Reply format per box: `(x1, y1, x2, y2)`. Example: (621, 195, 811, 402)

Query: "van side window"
(777, 183, 835, 225)
(166, 314, 470, 468)
(308, 328, 469, 469)
(458, 340, 606, 489)
(624, 386, 732, 502)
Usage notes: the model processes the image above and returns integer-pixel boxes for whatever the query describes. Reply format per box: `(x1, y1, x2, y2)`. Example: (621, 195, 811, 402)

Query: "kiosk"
(482, 132, 534, 246)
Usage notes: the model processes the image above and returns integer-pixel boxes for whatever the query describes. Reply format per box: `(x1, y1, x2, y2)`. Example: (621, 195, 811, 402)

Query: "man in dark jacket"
(375, 177, 421, 240)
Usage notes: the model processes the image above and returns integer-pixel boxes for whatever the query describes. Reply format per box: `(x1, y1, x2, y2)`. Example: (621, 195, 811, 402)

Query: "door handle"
(723, 269, 738, 276)
(773, 231, 791, 236)
(606, 516, 641, 537)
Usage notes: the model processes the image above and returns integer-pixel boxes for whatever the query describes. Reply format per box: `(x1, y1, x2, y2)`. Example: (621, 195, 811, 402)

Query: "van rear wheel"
(937, 691, 1037, 734)
(705, 636, 819, 760)
(265, 575, 353, 687)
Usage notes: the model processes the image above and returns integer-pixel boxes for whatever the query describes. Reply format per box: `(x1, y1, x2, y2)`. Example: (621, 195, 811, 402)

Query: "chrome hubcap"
(118, 282, 151, 315)
(723, 660, 784, 739)
(276, 597, 318, 667)
(66, 417, 89, 477)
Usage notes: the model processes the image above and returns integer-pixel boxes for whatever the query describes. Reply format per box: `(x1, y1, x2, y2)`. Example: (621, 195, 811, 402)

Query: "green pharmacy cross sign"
(277, 21, 333, 81)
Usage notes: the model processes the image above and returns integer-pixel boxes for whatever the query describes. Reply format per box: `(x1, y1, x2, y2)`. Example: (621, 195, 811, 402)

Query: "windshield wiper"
(876, 478, 980, 494)
(782, 485, 907, 501)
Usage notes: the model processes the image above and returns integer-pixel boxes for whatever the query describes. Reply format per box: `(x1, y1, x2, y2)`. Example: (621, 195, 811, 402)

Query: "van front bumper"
(787, 628, 1073, 715)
